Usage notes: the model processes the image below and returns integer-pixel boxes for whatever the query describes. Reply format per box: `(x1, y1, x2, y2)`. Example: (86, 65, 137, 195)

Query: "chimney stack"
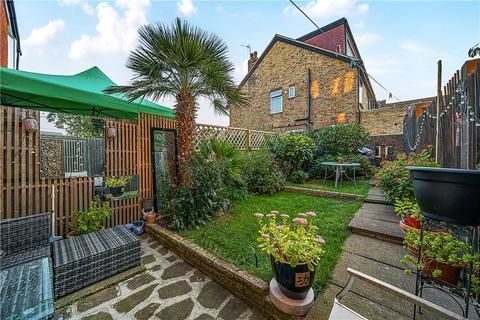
(248, 51, 258, 71)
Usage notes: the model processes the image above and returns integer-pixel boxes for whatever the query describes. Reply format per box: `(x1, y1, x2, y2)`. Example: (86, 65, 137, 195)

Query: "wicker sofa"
(0, 213, 51, 269)
(52, 225, 141, 299)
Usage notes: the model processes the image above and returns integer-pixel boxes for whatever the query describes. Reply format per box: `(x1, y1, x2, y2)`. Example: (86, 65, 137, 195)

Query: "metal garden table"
(321, 162, 361, 188)
(0, 258, 54, 320)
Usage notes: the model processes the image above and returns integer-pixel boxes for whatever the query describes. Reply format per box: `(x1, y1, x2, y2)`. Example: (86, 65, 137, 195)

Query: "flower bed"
(179, 192, 362, 295)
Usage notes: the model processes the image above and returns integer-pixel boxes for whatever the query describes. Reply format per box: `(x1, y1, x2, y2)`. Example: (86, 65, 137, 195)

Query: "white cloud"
(283, 0, 368, 18)
(354, 21, 365, 28)
(215, 4, 223, 13)
(59, 0, 94, 15)
(233, 59, 248, 84)
(24, 20, 65, 47)
(177, 0, 197, 17)
(355, 32, 379, 48)
(400, 41, 449, 60)
(69, 0, 150, 60)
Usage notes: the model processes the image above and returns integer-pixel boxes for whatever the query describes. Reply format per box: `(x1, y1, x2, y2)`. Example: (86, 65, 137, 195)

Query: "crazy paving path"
(58, 234, 266, 320)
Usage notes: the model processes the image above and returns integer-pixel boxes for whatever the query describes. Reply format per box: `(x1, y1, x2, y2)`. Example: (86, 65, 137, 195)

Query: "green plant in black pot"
(69, 196, 111, 237)
(106, 176, 132, 197)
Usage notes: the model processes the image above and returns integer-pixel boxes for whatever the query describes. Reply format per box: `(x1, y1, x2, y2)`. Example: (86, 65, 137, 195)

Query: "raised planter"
(407, 167, 480, 226)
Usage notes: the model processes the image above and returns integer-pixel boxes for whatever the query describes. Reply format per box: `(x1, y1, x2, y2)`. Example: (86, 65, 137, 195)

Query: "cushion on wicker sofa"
(0, 213, 51, 268)
(52, 225, 140, 299)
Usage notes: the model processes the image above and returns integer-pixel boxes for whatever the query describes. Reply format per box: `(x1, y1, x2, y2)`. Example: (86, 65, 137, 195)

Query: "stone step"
(364, 187, 389, 205)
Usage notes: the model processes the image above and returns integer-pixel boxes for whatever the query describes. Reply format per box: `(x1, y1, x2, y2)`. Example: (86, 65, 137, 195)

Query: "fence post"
(246, 128, 251, 151)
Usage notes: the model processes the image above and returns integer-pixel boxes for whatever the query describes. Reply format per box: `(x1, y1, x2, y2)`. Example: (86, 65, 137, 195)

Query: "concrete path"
(56, 234, 265, 320)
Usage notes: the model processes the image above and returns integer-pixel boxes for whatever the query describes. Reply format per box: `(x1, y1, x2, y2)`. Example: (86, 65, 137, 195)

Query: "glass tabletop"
(320, 162, 361, 167)
(0, 258, 54, 320)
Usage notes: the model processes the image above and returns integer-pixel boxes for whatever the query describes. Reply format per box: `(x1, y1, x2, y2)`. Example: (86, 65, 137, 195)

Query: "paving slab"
(349, 214, 404, 243)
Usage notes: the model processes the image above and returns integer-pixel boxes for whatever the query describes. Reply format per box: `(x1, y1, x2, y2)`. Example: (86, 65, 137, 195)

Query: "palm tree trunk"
(175, 90, 196, 185)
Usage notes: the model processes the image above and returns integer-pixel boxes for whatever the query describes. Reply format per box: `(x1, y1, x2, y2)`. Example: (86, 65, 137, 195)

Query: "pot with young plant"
(394, 198, 422, 232)
(67, 196, 111, 238)
(256, 210, 325, 299)
(106, 176, 132, 197)
(401, 229, 469, 285)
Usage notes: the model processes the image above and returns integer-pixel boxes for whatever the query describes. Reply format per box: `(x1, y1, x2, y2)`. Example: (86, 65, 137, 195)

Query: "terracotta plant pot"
(399, 219, 416, 234)
(270, 256, 315, 299)
(405, 215, 421, 229)
(421, 258, 462, 285)
(145, 213, 156, 224)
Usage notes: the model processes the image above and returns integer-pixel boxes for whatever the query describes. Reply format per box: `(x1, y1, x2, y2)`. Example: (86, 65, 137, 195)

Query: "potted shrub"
(106, 176, 132, 197)
(68, 197, 111, 238)
(407, 167, 480, 226)
(337, 156, 345, 164)
(402, 229, 469, 285)
(394, 198, 422, 232)
(256, 211, 325, 299)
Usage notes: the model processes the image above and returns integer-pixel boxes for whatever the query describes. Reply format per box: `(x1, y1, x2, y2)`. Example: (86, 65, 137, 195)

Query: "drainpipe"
(307, 68, 312, 126)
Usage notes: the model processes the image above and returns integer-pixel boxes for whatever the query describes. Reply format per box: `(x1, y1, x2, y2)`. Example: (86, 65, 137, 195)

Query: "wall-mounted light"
(106, 126, 117, 139)
(23, 115, 38, 133)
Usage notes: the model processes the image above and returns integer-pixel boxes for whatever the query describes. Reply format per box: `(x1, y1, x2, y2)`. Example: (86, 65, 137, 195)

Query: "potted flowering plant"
(394, 198, 422, 232)
(256, 211, 325, 299)
(401, 229, 469, 285)
(106, 176, 132, 197)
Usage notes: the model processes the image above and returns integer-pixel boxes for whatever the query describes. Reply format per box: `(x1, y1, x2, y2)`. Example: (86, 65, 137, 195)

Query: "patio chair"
(0, 213, 51, 268)
(329, 268, 465, 320)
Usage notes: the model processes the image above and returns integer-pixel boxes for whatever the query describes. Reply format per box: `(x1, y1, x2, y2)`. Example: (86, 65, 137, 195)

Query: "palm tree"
(105, 18, 248, 184)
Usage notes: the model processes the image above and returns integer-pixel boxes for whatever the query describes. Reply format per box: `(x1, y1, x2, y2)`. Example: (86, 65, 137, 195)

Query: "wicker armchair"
(0, 213, 51, 268)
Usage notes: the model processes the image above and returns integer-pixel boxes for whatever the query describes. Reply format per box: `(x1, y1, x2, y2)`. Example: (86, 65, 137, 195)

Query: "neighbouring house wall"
(230, 41, 359, 131)
(302, 24, 345, 54)
(360, 106, 407, 136)
(368, 134, 405, 160)
(0, 1, 7, 68)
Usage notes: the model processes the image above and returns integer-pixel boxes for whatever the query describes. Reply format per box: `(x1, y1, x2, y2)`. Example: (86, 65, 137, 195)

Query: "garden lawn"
(180, 192, 362, 295)
(288, 178, 371, 196)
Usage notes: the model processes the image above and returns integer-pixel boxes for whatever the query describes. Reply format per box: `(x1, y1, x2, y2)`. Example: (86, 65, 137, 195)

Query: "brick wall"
(0, 1, 8, 68)
(360, 106, 407, 136)
(230, 41, 359, 131)
(368, 134, 405, 160)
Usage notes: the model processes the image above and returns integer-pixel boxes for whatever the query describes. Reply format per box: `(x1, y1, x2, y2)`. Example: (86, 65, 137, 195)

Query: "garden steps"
(364, 187, 389, 205)
(348, 202, 404, 245)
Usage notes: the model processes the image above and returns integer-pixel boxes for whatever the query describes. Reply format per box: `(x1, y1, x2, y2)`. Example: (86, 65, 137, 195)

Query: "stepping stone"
(218, 297, 249, 320)
(76, 286, 119, 312)
(158, 280, 192, 299)
(195, 314, 214, 320)
(83, 311, 113, 320)
(126, 272, 156, 290)
(114, 284, 157, 314)
(150, 264, 163, 272)
(149, 242, 160, 249)
(197, 281, 229, 309)
(166, 255, 177, 262)
(248, 310, 267, 320)
(161, 262, 192, 279)
(157, 246, 169, 255)
(189, 270, 205, 283)
(134, 302, 161, 320)
(141, 255, 156, 265)
(156, 298, 194, 320)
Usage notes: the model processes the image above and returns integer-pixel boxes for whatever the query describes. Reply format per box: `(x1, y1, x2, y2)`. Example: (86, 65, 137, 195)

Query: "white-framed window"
(385, 146, 393, 159)
(288, 85, 295, 98)
(270, 90, 283, 114)
(375, 146, 382, 158)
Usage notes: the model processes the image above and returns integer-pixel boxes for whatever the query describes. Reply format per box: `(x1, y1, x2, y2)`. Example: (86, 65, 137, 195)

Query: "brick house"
(1, 0, 21, 69)
(230, 18, 377, 132)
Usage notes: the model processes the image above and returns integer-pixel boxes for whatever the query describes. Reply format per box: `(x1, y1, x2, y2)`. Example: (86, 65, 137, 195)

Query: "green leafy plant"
(71, 197, 111, 235)
(256, 211, 325, 271)
(309, 124, 370, 157)
(269, 133, 315, 174)
(375, 145, 438, 203)
(106, 176, 132, 188)
(393, 199, 422, 220)
(243, 150, 285, 195)
(401, 229, 469, 279)
(289, 170, 309, 184)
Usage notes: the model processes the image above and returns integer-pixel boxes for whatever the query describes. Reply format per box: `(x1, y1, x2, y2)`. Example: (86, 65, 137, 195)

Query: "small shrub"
(243, 150, 285, 195)
(289, 170, 309, 184)
(375, 145, 437, 203)
(71, 196, 111, 235)
(106, 176, 132, 188)
(269, 133, 315, 174)
(309, 124, 370, 157)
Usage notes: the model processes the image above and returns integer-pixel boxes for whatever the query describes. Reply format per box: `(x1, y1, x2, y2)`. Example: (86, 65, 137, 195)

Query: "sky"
(13, 0, 480, 129)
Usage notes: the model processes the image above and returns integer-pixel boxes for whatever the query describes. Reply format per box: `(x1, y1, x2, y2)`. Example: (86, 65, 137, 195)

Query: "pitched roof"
(239, 34, 358, 87)
(297, 17, 347, 42)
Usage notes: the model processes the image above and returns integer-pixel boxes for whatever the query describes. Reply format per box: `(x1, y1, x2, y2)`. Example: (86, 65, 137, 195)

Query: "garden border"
(284, 186, 364, 201)
(146, 224, 305, 320)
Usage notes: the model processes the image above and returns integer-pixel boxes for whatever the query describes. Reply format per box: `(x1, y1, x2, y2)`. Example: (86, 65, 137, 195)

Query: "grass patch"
(180, 192, 362, 294)
(288, 178, 371, 196)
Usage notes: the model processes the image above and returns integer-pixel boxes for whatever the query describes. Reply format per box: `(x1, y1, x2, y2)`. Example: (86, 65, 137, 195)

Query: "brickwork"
(302, 24, 345, 54)
(360, 107, 407, 136)
(0, 1, 8, 68)
(368, 134, 405, 160)
(230, 41, 360, 132)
